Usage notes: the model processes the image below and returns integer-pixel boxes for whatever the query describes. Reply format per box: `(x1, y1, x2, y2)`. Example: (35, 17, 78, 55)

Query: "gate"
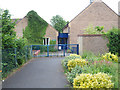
(31, 44, 79, 57)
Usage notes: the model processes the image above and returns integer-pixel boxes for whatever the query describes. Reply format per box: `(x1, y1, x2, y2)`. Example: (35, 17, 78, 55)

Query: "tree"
(1, 9, 27, 49)
(50, 15, 67, 33)
(1, 10, 17, 49)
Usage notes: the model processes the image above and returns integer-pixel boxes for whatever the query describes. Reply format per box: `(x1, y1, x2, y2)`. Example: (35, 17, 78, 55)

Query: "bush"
(62, 53, 118, 88)
(82, 60, 118, 88)
(105, 28, 120, 56)
(82, 51, 102, 64)
(16, 38, 28, 65)
(73, 73, 114, 88)
(102, 52, 118, 62)
(61, 54, 82, 69)
(1, 9, 31, 78)
(49, 46, 58, 52)
(50, 40, 56, 44)
(82, 51, 96, 59)
(67, 65, 82, 84)
(67, 59, 88, 71)
(84, 24, 104, 34)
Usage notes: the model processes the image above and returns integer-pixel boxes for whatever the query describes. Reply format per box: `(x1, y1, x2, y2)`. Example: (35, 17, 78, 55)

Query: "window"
(43, 38, 50, 45)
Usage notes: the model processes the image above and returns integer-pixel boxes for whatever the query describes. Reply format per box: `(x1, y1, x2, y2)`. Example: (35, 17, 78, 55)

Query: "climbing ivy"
(23, 10, 48, 44)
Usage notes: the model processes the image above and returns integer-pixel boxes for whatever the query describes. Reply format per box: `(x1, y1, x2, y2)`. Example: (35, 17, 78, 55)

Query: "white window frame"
(43, 38, 50, 45)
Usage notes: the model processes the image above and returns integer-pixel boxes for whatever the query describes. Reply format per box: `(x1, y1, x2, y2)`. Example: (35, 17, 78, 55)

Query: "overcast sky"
(0, 0, 119, 24)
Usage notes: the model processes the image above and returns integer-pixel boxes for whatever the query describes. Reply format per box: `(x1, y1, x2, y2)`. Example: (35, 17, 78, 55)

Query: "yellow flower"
(67, 58, 87, 71)
(102, 52, 118, 63)
(73, 73, 114, 88)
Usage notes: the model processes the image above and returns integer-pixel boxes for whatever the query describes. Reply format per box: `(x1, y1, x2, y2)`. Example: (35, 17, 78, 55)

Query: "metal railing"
(31, 44, 79, 57)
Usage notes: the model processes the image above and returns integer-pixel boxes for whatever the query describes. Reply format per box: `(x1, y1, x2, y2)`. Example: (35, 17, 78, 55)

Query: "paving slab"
(2, 57, 69, 88)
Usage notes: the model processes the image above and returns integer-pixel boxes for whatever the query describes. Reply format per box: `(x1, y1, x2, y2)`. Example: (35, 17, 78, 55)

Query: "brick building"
(13, 17, 58, 45)
(63, 0, 119, 44)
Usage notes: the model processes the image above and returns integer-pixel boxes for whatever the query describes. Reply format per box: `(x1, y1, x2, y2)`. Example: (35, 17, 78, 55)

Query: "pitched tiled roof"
(0, 18, 22, 28)
(11, 18, 22, 24)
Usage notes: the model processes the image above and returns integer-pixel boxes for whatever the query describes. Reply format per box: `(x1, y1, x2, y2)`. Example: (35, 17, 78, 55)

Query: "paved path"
(2, 57, 69, 88)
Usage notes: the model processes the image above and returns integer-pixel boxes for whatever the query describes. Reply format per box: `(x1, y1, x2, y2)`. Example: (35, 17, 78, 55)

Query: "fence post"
(63, 45, 65, 56)
(31, 45, 33, 57)
(14, 48, 17, 67)
(77, 44, 79, 55)
(47, 45, 49, 57)
(25, 46, 27, 62)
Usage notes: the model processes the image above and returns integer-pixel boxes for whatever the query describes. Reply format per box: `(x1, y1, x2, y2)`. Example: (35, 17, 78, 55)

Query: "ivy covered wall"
(23, 10, 48, 44)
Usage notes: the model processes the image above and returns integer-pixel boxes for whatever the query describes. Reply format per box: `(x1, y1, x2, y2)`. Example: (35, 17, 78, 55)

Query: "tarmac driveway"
(2, 57, 69, 88)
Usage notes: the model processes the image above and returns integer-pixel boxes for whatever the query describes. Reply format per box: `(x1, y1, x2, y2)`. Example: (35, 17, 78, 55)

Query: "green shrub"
(50, 40, 56, 44)
(84, 24, 104, 34)
(1, 9, 31, 78)
(67, 65, 82, 84)
(49, 46, 57, 52)
(82, 51, 102, 64)
(82, 60, 118, 88)
(16, 38, 28, 65)
(61, 54, 81, 69)
(105, 28, 120, 56)
(82, 51, 96, 59)
(67, 59, 88, 71)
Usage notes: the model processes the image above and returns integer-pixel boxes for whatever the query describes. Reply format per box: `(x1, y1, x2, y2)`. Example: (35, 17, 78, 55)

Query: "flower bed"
(73, 73, 114, 88)
(61, 53, 118, 88)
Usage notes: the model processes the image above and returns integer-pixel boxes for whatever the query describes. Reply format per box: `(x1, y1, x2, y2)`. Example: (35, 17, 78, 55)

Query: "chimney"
(90, 0, 102, 4)
(90, 0, 94, 4)
(119, 1, 120, 16)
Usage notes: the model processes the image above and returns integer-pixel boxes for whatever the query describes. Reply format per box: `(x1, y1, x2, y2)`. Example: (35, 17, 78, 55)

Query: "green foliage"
(2, 46, 31, 78)
(61, 55, 81, 69)
(105, 28, 120, 56)
(2, 48, 16, 78)
(82, 60, 118, 88)
(16, 38, 29, 65)
(82, 51, 101, 63)
(49, 46, 57, 52)
(62, 52, 119, 88)
(82, 51, 96, 59)
(23, 10, 48, 44)
(50, 40, 56, 44)
(84, 24, 104, 34)
(50, 15, 67, 33)
(1, 9, 31, 78)
(1, 10, 17, 49)
(95, 26, 104, 32)
(67, 65, 82, 84)
(16, 38, 28, 49)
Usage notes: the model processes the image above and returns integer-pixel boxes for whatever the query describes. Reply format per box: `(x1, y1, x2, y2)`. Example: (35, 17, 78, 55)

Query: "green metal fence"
(2, 46, 32, 78)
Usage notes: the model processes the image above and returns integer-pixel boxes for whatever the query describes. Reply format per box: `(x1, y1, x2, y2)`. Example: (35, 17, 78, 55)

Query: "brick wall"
(78, 34, 109, 55)
(14, 17, 58, 44)
(63, 1, 118, 44)
(14, 17, 28, 38)
(45, 24, 58, 44)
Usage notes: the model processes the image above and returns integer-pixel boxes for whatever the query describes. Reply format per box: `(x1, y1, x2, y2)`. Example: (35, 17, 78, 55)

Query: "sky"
(0, 0, 119, 24)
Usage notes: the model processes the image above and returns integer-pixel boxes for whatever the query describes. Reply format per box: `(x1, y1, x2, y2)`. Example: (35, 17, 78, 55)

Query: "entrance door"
(58, 38, 68, 50)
